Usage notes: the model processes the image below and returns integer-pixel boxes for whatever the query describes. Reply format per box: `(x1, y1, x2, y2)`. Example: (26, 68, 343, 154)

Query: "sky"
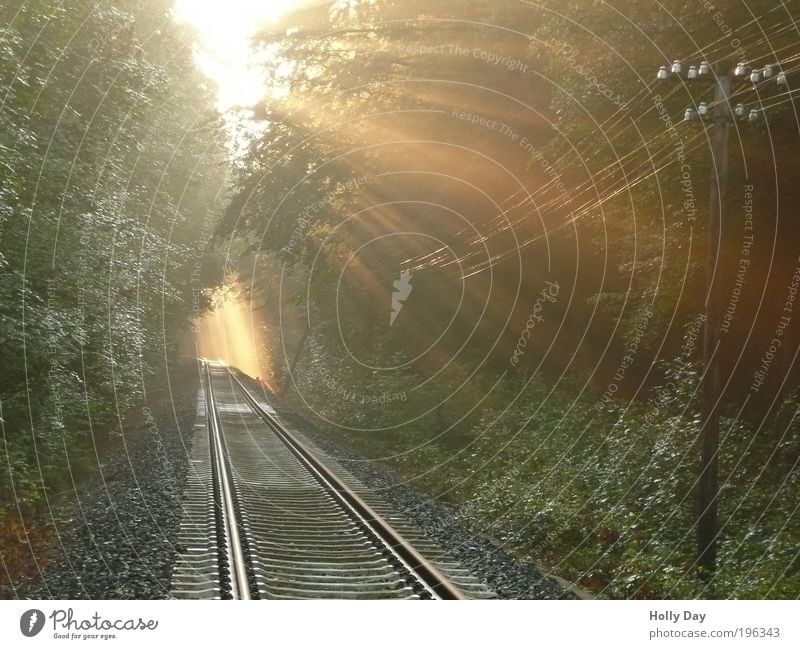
(172, 0, 302, 110)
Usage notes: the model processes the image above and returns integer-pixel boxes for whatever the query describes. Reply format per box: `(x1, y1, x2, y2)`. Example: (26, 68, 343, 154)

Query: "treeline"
(0, 1, 227, 522)
(221, 0, 800, 596)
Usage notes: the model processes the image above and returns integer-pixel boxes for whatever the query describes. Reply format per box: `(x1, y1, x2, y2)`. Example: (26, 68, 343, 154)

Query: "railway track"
(170, 360, 494, 600)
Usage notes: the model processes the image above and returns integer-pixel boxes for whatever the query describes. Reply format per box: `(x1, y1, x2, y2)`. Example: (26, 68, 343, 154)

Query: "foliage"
(0, 0, 228, 521)
(222, 0, 799, 598)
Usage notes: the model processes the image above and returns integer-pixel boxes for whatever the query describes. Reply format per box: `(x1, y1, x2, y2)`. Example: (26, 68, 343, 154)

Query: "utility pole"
(697, 68, 729, 577)
(657, 58, 786, 579)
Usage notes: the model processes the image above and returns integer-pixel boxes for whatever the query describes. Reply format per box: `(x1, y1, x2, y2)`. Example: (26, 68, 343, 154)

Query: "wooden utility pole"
(660, 56, 785, 579)
(697, 68, 731, 578)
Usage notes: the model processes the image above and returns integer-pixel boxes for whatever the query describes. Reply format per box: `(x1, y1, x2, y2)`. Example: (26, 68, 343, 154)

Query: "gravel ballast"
(13, 365, 577, 600)
(15, 365, 199, 599)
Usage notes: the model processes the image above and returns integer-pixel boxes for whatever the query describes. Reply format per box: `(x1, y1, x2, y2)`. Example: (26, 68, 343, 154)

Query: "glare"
(196, 282, 274, 389)
(173, 0, 300, 110)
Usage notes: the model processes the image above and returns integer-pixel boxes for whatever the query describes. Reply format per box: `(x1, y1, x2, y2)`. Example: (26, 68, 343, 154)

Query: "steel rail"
(203, 361, 252, 600)
(225, 367, 467, 601)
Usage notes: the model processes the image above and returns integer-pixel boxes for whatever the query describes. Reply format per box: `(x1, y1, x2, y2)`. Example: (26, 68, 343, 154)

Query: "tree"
(0, 0, 228, 529)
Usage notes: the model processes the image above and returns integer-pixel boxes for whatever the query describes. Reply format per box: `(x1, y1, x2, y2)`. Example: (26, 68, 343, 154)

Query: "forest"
(219, 0, 800, 598)
(0, 0, 227, 586)
(2, 0, 799, 599)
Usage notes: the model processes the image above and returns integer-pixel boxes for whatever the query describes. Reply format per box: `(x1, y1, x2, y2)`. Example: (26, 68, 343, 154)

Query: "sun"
(173, 0, 303, 110)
